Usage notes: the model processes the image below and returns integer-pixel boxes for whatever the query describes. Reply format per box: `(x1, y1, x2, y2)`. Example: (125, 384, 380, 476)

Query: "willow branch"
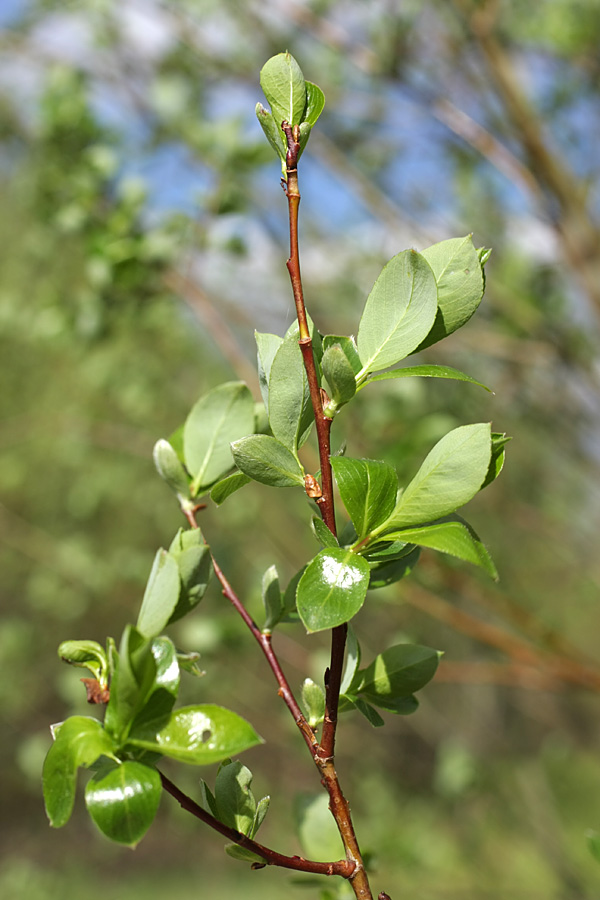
(159, 771, 354, 877)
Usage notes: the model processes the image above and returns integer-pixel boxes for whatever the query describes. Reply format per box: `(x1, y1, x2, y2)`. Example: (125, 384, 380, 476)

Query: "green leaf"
(268, 334, 313, 453)
(340, 626, 361, 695)
(129, 636, 180, 733)
(231, 434, 305, 487)
(363, 364, 491, 392)
(383, 515, 498, 580)
(482, 432, 511, 489)
(252, 795, 271, 838)
(353, 698, 385, 727)
(255, 331, 283, 413)
(302, 81, 325, 127)
(126, 705, 262, 765)
(152, 438, 190, 497)
(377, 423, 492, 531)
(261, 564, 283, 632)
(225, 844, 268, 864)
(368, 547, 421, 589)
(43, 716, 117, 828)
(586, 829, 600, 865)
(170, 544, 213, 624)
(255, 104, 286, 166)
(296, 549, 371, 633)
(321, 344, 356, 410)
(332, 457, 398, 541)
(184, 382, 255, 496)
(103, 627, 154, 742)
(322, 335, 362, 375)
(58, 639, 108, 685)
(85, 760, 161, 847)
(417, 235, 485, 351)
(358, 644, 440, 706)
(311, 515, 340, 549)
(301, 678, 326, 728)
(260, 52, 306, 128)
(137, 549, 181, 639)
(356, 250, 438, 375)
(215, 759, 257, 836)
(211, 471, 252, 505)
(294, 793, 344, 862)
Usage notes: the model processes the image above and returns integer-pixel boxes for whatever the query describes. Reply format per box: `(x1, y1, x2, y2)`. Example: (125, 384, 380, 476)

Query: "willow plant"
(43, 53, 506, 900)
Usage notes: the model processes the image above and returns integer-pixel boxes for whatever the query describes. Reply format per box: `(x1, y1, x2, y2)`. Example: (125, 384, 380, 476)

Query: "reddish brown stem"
(159, 771, 354, 877)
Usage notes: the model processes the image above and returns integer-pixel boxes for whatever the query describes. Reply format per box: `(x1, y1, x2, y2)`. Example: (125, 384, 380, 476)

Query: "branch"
(159, 771, 354, 877)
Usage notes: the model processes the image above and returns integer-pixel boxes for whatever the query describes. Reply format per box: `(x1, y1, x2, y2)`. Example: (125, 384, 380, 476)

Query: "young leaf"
(255, 331, 283, 413)
(416, 235, 485, 351)
(210, 471, 252, 505)
(231, 434, 305, 488)
(377, 423, 492, 531)
(321, 343, 356, 410)
(368, 546, 421, 589)
(153, 438, 190, 497)
(58, 639, 108, 686)
(322, 335, 362, 375)
(260, 52, 306, 128)
(126, 704, 262, 765)
(255, 104, 286, 167)
(261, 564, 283, 632)
(363, 364, 491, 392)
(252, 794, 271, 838)
(169, 543, 213, 624)
(301, 678, 326, 728)
(331, 457, 398, 540)
(225, 844, 268, 864)
(268, 334, 313, 453)
(85, 760, 161, 847)
(302, 81, 325, 127)
(43, 716, 117, 828)
(296, 549, 371, 633)
(353, 698, 385, 727)
(311, 515, 340, 549)
(340, 626, 361, 695)
(356, 250, 438, 375)
(103, 626, 155, 743)
(129, 636, 181, 734)
(482, 432, 511, 489)
(215, 759, 257, 836)
(184, 382, 255, 496)
(382, 515, 498, 580)
(137, 549, 181, 640)
(358, 644, 440, 706)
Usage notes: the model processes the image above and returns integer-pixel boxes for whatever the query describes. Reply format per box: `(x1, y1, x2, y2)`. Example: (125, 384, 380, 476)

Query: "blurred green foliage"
(1, 0, 600, 897)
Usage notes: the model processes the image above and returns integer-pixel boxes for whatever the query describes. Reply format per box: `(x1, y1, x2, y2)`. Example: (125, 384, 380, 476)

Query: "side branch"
(159, 771, 355, 877)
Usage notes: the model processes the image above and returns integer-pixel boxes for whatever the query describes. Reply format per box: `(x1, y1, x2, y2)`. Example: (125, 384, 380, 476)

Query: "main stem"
(282, 122, 374, 900)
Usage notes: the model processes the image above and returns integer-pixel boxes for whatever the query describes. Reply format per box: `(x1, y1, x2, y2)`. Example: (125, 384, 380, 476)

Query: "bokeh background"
(1, 1, 600, 898)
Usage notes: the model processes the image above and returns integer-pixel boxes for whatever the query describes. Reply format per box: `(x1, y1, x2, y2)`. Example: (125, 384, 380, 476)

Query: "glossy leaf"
(296, 548, 371, 633)
(322, 343, 356, 409)
(368, 546, 421, 589)
(255, 104, 286, 166)
(255, 331, 283, 413)
(417, 235, 485, 351)
(482, 432, 511, 489)
(261, 564, 283, 632)
(358, 644, 440, 706)
(231, 434, 304, 488)
(137, 549, 181, 639)
(260, 52, 306, 128)
(58, 639, 108, 685)
(184, 382, 255, 496)
(43, 716, 117, 828)
(268, 334, 313, 452)
(383, 515, 498, 580)
(301, 678, 325, 728)
(356, 250, 438, 374)
(85, 760, 161, 847)
(294, 793, 344, 862)
(302, 81, 325, 127)
(126, 704, 262, 765)
(311, 515, 339, 549)
(103, 626, 154, 742)
(153, 438, 190, 497)
(378, 423, 492, 531)
(215, 759, 257, 836)
(210, 471, 252, 505)
(340, 626, 361, 695)
(363, 364, 491, 392)
(332, 456, 398, 540)
(129, 636, 180, 733)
